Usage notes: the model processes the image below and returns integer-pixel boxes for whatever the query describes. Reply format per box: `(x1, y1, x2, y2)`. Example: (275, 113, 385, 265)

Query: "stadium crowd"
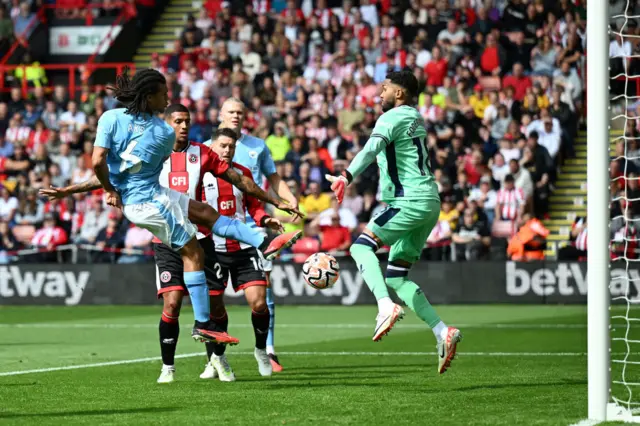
(0, 0, 590, 263)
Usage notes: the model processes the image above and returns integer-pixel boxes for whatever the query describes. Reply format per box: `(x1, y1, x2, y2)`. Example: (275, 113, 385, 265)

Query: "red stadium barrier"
(0, 62, 136, 98)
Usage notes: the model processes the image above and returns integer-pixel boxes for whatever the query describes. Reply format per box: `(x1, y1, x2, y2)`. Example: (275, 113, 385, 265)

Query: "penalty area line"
(0, 351, 596, 377)
(0, 323, 589, 329)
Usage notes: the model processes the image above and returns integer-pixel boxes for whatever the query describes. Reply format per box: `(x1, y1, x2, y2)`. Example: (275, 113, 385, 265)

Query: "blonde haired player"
(327, 71, 462, 374)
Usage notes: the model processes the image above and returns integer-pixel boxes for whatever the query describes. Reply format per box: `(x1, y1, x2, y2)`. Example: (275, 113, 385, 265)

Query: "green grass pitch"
(0, 304, 636, 425)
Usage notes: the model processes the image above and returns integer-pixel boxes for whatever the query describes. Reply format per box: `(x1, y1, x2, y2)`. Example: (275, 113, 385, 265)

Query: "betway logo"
(0, 266, 90, 305)
(506, 262, 640, 298)
(224, 265, 364, 305)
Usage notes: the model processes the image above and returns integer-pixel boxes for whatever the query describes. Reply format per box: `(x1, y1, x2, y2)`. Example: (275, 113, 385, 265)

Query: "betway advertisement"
(0, 261, 635, 305)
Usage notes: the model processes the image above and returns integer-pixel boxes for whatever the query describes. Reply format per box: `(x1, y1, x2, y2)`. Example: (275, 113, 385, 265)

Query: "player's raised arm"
(39, 176, 103, 200)
(326, 128, 390, 203)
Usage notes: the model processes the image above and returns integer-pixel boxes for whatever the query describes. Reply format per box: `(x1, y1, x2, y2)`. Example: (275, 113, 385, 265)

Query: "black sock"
(252, 309, 270, 350)
(159, 311, 179, 366)
(207, 312, 229, 357)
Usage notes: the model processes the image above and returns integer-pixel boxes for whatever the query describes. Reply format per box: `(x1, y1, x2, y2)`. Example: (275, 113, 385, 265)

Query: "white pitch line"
(0, 351, 604, 377)
(568, 420, 602, 426)
(0, 323, 588, 329)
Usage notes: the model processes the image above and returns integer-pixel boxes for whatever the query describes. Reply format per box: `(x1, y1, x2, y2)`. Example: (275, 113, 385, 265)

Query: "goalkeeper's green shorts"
(367, 199, 441, 264)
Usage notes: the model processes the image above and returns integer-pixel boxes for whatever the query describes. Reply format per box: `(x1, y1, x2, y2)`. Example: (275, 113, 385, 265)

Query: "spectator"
(502, 63, 532, 101)
(0, 219, 18, 259)
(272, 179, 305, 234)
(76, 197, 108, 244)
(493, 174, 526, 237)
(94, 212, 125, 262)
(0, 8, 13, 52)
(526, 114, 561, 160)
(117, 225, 154, 264)
(59, 101, 87, 132)
(0, 134, 13, 157)
(14, 189, 43, 225)
(531, 35, 558, 76)
(469, 176, 497, 226)
(317, 198, 358, 233)
(71, 156, 93, 186)
(558, 216, 587, 260)
(14, 2, 35, 40)
(265, 122, 290, 161)
(553, 60, 583, 107)
(521, 131, 552, 217)
(310, 212, 352, 254)
(0, 185, 18, 222)
(14, 53, 48, 88)
(30, 213, 68, 262)
(301, 181, 331, 220)
(509, 158, 534, 200)
(342, 184, 363, 219)
(452, 207, 491, 261)
(507, 213, 550, 261)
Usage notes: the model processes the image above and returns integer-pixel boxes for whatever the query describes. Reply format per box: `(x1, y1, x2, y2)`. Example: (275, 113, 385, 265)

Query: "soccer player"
(205, 97, 298, 372)
(41, 68, 302, 346)
(199, 129, 283, 381)
(326, 71, 462, 374)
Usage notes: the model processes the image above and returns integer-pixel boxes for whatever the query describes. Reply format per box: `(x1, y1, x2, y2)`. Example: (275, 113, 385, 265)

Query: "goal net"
(592, 0, 640, 422)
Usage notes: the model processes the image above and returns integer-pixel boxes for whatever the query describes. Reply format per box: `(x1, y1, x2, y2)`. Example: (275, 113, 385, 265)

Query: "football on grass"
(302, 252, 340, 290)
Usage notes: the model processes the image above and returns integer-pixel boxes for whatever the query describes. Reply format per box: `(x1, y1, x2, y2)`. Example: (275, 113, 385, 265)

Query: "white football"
(302, 252, 340, 290)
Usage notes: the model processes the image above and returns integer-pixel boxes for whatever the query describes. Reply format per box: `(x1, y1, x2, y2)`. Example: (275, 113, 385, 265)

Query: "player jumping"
(326, 71, 462, 374)
(40, 68, 302, 346)
(205, 97, 297, 372)
(199, 128, 283, 381)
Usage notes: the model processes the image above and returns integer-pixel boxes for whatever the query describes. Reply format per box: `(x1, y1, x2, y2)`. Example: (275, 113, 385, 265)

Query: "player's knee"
(163, 292, 183, 316)
(181, 239, 204, 271)
(250, 297, 268, 314)
(385, 261, 411, 288)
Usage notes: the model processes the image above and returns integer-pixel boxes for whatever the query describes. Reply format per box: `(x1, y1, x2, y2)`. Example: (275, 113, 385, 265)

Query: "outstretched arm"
(327, 134, 388, 203)
(221, 168, 304, 217)
(39, 176, 102, 200)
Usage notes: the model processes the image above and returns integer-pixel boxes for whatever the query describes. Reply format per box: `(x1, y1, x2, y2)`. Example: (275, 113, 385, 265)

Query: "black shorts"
(154, 238, 219, 298)
(209, 247, 267, 296)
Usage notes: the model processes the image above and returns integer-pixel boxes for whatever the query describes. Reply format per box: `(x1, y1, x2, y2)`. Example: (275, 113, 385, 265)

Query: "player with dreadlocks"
(46, 68, 303, 346)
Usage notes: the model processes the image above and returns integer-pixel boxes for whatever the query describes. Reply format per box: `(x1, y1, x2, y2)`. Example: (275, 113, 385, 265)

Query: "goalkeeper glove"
(325, 171, 352, 204)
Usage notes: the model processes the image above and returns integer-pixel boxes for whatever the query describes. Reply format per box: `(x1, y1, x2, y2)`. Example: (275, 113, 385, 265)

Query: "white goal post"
(589, 0, 640, 422)
(587, 0, 610, 421)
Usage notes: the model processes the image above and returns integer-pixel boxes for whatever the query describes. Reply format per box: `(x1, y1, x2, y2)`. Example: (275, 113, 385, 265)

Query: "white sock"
(162, 364, 175, 371)
(266, 345, 275, 355)
(432, 321, 447, 342)
(377, 296, 395, 313)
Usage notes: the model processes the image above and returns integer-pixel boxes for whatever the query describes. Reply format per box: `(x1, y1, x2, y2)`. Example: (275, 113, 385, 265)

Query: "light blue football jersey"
(94, 108, 176, 205)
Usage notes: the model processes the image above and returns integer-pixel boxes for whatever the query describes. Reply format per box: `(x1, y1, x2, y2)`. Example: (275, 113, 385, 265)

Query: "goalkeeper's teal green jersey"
(347, 105, 439, 203)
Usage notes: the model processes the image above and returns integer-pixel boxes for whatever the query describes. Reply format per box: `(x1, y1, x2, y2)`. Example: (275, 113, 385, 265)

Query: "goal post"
(586, 0, 610, 421)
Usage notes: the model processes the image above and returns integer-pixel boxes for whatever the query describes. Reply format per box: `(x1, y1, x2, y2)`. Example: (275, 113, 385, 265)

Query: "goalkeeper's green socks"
(351, 240, 395, 310)
(386, 274, 447, 342)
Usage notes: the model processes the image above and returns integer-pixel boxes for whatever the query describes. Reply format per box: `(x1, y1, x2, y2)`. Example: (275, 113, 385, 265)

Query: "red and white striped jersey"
(31, 226, 68, 247)
(5, 126, 31, 144)
(154, 142, 229, 243)
(203, 162, 269, 253)
(253, 0, 270, 14)
(380, 25, 399, 42)
(496, 187, 525, 220)
(572, 217, 587, 251)
(311, 8, 332, 28)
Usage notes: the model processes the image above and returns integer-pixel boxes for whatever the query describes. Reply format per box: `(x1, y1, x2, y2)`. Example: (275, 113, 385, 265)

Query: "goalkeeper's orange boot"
(437, 327, 462, 374)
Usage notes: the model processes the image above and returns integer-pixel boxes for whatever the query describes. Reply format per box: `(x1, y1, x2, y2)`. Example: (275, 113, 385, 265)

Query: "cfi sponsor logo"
(223, 264, 365, 305)
(0, 266, 90, 305)
(505, 262, 640, 299)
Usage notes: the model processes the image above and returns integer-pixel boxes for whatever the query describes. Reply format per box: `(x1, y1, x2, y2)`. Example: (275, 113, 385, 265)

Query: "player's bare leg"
(201, 294, 235, 382)
(180, 239, 239, 345)
(350, 228, 405, 342)
(385, 259, 461, 374)
(244, 285, 272, 377)
(187, 199, 301, 261)
(157, 290, 183, 383)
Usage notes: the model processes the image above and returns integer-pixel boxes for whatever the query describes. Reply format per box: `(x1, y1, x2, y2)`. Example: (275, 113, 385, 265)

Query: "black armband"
(342, 170, 353, 184)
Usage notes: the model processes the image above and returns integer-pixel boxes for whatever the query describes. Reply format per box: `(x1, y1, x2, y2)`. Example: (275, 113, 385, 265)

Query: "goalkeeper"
(326, 71, 461, 374)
